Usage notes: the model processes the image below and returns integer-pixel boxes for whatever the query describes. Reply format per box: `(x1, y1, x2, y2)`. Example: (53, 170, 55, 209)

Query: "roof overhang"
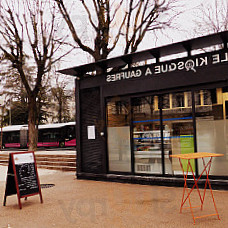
(59, 31, 228, 77)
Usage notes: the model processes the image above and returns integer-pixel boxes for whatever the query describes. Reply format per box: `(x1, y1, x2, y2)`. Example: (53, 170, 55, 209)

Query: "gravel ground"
(0, 167, 228, 228)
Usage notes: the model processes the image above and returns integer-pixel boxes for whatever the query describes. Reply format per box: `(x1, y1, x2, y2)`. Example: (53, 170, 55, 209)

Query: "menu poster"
(3, 151, 43, 209)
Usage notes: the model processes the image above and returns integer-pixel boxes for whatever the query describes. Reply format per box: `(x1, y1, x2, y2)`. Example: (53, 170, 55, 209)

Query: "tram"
(1, 122, 76, 148)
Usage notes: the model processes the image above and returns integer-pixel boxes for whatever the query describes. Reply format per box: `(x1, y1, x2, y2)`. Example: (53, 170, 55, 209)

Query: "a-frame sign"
(3, 151, 43, 209)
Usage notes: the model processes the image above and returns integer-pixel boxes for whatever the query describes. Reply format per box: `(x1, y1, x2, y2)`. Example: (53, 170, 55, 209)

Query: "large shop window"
(107, 98, 131, 172)
(106, 87, 228, 177)
(195, 88, 228, 176)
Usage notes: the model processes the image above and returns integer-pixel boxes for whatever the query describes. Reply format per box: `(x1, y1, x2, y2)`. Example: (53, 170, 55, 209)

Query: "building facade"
(61, 31, 228, 189)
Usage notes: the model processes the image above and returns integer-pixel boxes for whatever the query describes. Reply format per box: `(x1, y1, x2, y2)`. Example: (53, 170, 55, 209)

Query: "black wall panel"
(80, 87, 103, 173)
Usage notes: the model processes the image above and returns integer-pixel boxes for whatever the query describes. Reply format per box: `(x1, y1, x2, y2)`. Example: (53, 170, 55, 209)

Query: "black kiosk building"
(61, 31, 228, 189)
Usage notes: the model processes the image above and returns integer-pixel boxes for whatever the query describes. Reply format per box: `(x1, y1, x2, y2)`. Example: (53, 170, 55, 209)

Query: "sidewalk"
(0, 166, 228, 228)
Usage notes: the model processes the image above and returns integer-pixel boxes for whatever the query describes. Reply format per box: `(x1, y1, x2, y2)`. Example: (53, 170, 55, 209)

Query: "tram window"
(66, 126, 75, 139)
(42, 130, 60, 142)
(12, 132, 20, 143)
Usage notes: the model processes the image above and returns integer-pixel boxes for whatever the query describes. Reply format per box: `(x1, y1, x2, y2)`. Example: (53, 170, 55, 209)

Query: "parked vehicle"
(1, 122, 76, 148)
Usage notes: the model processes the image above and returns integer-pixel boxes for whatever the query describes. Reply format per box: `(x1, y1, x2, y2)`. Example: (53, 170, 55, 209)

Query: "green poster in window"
(180, 135, 195, 172)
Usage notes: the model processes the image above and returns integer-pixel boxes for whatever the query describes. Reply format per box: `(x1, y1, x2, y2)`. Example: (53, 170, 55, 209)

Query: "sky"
(47, 0, 226, 89)
(58, 0, 222, 70)
(1, 0, 225, 71)
(1, 0, 227, 91)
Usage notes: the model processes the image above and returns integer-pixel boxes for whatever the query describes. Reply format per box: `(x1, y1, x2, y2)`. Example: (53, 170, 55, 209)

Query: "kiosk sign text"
(106, 51, 228, 83)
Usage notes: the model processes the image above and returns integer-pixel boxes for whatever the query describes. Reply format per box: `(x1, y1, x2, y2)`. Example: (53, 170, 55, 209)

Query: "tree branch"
(55, 0, 95, 58)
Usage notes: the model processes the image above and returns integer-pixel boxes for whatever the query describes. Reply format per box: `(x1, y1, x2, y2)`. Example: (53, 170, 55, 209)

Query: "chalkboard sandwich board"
(3, 151, 43, 209)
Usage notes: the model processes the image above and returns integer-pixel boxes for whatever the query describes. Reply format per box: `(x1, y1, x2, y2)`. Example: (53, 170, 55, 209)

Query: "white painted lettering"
(106, 75, 111, 82)
(221, 52, 228, 62)
(212, 54, 220, 64)
(177, 61, 184, 70)
(199, 57, 208, 66)
(106, 51, 228, 83)
(169, 63, 177, 72)
(130, 71, 135, 77)
(145, 67, 152, 76)
(111, 74, 115, 81)
(195, 58, 199, 67)
(136, 69, 142, 77)
(154, 66, 161, 74)
(115, 73, 121, 80)
(161, 64, 168, 73)
(125, 71, 130, 79)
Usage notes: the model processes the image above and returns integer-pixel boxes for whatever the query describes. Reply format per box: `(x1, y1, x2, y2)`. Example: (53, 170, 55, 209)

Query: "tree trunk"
(59, 104, 62, 123)
(28, 96, 38, 151)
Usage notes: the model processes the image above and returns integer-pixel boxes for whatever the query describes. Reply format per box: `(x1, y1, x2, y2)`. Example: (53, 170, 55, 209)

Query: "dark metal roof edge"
(59, 30, 228, 76)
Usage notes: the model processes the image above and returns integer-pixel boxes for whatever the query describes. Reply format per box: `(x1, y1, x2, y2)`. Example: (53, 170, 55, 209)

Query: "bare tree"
(55, 0, 179, 62)
(0, 60, 58, 125)
(0, 0, 72, 150)
(50, 74, 72, 123)
(193, 0, 228, 35)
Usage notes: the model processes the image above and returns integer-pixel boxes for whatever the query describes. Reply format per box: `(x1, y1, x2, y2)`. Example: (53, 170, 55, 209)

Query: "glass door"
(162, 92, 195, 175)
(132, 96, 162, 174)
(107, 97, 131, 172)
(106, 91, 196, 175)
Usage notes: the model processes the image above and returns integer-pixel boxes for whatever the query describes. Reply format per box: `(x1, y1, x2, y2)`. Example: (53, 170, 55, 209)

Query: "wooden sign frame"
(3, 151, 43, 209)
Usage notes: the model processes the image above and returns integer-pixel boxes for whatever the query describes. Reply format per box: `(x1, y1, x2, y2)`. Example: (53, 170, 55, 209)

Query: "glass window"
(194, 91, 201, 106)
(172, 92, 185, 108)
(163, 94, 170, 109)
(210, 89, 217, 104)
(195, 87, 228, 176)
(106, 87, 228, 177)
(203, 90, 211, 105)
(9, 131, 20, 143)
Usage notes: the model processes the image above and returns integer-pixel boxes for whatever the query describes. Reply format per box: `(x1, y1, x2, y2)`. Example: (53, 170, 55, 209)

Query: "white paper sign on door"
(87, 125, 95, 139)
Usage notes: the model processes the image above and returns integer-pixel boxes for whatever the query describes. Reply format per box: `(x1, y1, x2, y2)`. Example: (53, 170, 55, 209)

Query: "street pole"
(9, 100, 11, 125)
(0, 99, 4, 151)
(0, 107, 2, 152)
(0, 124, 2, 152)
